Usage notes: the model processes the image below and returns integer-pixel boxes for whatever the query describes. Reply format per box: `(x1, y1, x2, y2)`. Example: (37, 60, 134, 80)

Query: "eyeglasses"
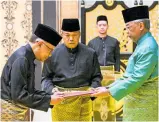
(42, 42, 53, 51)
(125, 21, 140, 31)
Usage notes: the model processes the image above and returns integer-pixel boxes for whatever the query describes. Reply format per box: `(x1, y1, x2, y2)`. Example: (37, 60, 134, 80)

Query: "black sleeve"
(10, 57, 51, 112)
(41, 57, 54, 94)
(90, 52, 103, 88)
(87, 41, 93, 48)
(114, 40, 120, 72)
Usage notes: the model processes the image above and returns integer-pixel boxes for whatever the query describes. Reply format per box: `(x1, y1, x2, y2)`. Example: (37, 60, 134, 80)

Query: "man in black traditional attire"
(88, 15, 120, 72)
(42, 18, 102, 121)
(1, 24, 64, 121)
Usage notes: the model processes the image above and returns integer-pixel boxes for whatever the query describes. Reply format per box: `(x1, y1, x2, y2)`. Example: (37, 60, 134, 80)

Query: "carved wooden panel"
(0, 0, 32, 73)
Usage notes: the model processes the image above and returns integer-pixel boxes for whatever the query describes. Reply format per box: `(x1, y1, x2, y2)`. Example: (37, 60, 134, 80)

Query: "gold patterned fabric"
(51, 86, 92, 121)
(0, 99, 29, 121)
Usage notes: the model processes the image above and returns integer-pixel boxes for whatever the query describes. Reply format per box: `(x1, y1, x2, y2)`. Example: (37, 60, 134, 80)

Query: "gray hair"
(29, 34, 40, 42)
(134, 19, 150, 30)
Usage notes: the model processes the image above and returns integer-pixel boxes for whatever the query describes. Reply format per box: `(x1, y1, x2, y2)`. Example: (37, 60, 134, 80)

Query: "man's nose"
(125, 28, 129, 34)
(70, 36, 73, 40)
(69, 36, 73, 42)
(126, 30, 130, 35)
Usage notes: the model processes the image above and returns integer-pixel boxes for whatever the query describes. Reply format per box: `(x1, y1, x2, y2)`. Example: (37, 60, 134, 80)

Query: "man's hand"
(50, 92, 64, 105)
(91, 87, 110, 97)
(52, 87, 59, 93)
(88, 87, 95, 91)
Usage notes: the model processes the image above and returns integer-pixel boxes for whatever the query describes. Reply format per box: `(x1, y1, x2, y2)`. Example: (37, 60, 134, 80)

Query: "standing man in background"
(88, 15, 120, 72)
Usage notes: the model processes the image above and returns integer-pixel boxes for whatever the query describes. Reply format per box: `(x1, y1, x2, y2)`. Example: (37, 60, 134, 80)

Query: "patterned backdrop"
(0, 0, 32, 74)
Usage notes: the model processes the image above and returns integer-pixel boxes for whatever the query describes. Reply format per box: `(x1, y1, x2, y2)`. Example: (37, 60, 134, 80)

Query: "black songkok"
(62, 19, 80, 32)
(34, 24, 62, 46)
(122, 6, 149, 23)
(97, 15, 108, 23)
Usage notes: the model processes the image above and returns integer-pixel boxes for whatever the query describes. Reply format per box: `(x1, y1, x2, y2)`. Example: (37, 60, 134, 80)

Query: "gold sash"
(0, 99, 29, 121)
(51, 86, 92, 121)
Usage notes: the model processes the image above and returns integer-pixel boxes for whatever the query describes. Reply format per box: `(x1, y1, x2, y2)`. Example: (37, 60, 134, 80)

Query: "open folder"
(63, 91, 96, 98)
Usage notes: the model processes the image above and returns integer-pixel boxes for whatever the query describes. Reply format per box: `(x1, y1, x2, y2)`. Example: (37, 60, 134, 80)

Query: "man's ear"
(61, 31, 64, 38)
(139, 22, 144, 31)
(60, 30, 63, 34)
(96, 24, 98, 28)
(60, 30, 63, 36)
(107, 24, 109, 29)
